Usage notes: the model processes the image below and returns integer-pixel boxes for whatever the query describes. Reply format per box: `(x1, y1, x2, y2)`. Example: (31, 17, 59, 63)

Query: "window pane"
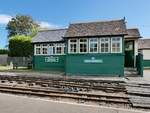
(36, 44, 40, 47)
(89, 38, 98, 53)
(111, 37, 122, 53)
(36, 48, 41, 54)
(79, 39, 88, 53)
(69, 39, 78, 53)
(48, 46, 53, 55)
(70, 44, 77, 52)
(56, 47, 62, 54)
(43, 48, 48, 54)
(100, 38, 110, 53)
(70, 39, 77, 42)
(43, 44, 47, 46)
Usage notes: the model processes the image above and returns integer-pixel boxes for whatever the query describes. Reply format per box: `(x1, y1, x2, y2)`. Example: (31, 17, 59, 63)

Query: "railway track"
(0, 75, 149, 111)
(0, 84, 129, 104)
(0, 75, 126, 93)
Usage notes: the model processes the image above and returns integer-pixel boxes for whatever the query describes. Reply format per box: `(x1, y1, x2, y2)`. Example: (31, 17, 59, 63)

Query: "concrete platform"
(0, 93, 147, 113)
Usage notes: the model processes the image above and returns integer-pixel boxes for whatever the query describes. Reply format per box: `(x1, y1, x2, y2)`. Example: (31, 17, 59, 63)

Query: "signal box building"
(32, 19, 142, 77)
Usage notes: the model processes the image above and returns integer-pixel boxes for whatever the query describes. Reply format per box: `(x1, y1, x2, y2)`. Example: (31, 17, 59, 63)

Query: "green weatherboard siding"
(143, 60, 150, 68)
(65, 54, 124, 77)
(33, 55, 65, 71)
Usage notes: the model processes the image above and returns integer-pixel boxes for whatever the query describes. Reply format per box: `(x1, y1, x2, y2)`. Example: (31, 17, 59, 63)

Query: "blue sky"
(0, 0, 150, 48)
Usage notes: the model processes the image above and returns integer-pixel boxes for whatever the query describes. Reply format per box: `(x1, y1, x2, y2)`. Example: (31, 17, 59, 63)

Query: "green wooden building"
(138, 39, 150, 68)
(32, 29, 66, 71)
(32, 19, 142, 77)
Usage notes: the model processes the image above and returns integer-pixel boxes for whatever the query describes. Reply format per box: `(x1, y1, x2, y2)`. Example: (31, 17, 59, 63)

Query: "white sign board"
(45, 56, 59, 63)
(84, 57, 103, 63)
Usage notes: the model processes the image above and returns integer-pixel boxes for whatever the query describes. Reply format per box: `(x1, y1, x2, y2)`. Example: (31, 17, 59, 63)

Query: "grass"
(0, 65, 64, 75)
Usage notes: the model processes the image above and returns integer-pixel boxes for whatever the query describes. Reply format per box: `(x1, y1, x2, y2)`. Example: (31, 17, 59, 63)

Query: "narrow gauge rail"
(0, 84, 130, 105)
(0, 75, 149, 110)
(0, 75, 126, 93)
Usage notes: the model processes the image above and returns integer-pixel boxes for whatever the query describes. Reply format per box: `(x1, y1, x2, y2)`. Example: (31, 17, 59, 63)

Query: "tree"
(6, 15, 39, 37)
(0, 49, 8, 54)
(9, 35, 33, 57)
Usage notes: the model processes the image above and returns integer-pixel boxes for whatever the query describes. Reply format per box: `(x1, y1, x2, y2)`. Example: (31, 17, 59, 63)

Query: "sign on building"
(45, 56, 59, 63)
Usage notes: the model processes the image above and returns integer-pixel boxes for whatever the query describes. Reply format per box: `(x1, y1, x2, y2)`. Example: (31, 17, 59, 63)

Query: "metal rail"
(0, 84, 130, 104)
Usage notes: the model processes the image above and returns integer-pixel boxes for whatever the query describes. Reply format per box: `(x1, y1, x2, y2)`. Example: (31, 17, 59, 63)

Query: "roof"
(125, 28, 141, 39)
(138, 39, 150, 49)
(32, 29, 67, 43)
(64, 19, 127, 38)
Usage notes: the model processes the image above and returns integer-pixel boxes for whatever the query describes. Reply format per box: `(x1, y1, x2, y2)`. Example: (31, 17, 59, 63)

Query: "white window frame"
(89, 38, 98, 53)
(42, 44, 48, 55)
(48, 44, 54, 55)
(79, 38, 88, 54)
(68, 39, 78, 54)
(55, 43, 65, 55)
(99, 38, 110, 53)
(111, 37, 122, 53)
(35, 44, 41, 55)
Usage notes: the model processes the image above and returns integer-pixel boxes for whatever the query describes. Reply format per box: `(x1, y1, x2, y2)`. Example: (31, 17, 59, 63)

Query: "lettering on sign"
(84, 57, 103, 63)
(45, 56, 59, 63)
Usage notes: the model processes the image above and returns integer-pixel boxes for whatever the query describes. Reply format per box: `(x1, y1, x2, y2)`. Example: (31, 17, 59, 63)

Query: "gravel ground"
(143, 69, 150, 81)
(0, 71, 125, 82)
(126, 69, 150, 83)
(0, 93, 146, 113)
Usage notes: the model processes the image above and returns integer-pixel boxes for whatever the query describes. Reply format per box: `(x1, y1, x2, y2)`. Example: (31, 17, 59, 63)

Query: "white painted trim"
(55, 44, 65, 55)
(34, 43, 65, 56)
(89, 38, 98, 53)
(42, 44, 48, 55)
(79, 38, 88, 54)
(111, 37, 122, 53)
(34, 44, 42, 55)
(34, 44, 36, 55)
(99, 38, 110, 53)
(68, 39, 79, 54)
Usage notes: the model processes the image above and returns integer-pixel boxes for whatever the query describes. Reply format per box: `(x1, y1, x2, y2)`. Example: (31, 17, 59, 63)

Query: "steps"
(124, 68, 139, 77)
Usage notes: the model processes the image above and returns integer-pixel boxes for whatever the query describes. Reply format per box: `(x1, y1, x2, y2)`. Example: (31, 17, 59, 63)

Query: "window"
(111, 37, 122, 53)
(100, 38, 110, 53)
(79, 39, 88, 53)
(55, 43, 65, 55)
(35, 44, 41, 55)
(35, 43, 65, 55)
(42, 44, 48, 55)
(48, 44, 54, 55)
(69, 39, 78, 53)
(89, 38, 98, 53)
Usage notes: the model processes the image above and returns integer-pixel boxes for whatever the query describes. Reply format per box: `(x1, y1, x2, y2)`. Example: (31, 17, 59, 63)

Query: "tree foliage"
(6, 15, 39, 37)
(0, 49, 8, 54)
(9, 35, 33, 57)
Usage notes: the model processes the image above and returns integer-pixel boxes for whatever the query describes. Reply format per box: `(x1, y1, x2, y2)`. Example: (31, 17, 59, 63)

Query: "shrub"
(9, 35, 33, 57)
(0, 49, 8, 54)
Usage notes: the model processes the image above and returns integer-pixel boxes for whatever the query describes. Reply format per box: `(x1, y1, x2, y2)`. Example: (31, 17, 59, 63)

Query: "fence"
(8, 57, 32, 69)
(0, 54, 8, 65)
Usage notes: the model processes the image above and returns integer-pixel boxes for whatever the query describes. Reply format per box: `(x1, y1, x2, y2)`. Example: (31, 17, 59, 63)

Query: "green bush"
(0, 49, 8, 54)
(9, 35, 33, 57)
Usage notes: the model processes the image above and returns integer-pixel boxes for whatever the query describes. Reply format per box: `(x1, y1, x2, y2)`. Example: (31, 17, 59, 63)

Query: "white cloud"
(0, 14, 12, 25)
(38, 21, 60, 29)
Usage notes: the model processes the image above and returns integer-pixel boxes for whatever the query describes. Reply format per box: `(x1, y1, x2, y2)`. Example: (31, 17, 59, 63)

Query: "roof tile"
(64, 19, 127, 38)
(32, 29, 67, 43)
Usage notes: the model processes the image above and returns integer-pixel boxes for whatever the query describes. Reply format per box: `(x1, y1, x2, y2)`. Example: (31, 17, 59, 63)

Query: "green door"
(125, 41, 134, 67)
